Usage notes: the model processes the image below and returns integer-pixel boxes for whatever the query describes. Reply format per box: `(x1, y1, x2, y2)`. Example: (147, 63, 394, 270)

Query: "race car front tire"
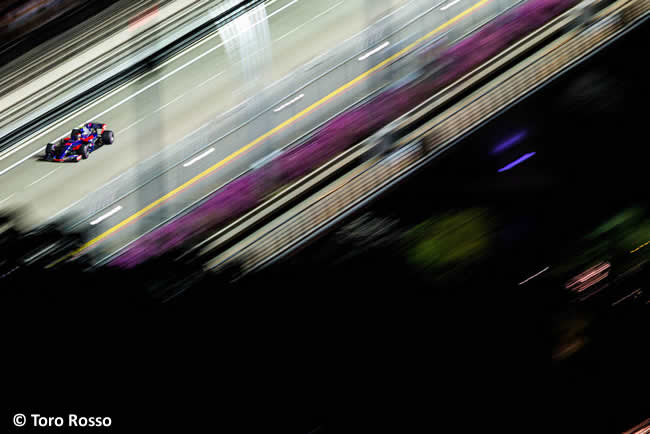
(45, 143, 54, 161)
(101, 130, 114, 145)
(81, 143, 89, 159)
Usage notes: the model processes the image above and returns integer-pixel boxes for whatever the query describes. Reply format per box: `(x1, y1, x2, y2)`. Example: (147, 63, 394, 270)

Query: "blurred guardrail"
(0, 0, 263, 152)
(202, 0, 649, 275)
(0, 1, 165, 99)
(0, 0, 118, 63)
(53, 0, 522, 231)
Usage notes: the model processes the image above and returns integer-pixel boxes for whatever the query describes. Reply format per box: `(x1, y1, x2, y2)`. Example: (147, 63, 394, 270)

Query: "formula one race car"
(45, 122, 114, 162)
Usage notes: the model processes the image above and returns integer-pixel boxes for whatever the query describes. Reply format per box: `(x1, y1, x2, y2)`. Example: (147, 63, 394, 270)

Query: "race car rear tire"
(81, 143, 89, 159)
(101, 130, 114, 145)
(45, 143, 54, 161)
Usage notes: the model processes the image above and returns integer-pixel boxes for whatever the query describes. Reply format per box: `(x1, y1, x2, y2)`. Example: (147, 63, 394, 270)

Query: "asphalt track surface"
(0, 0, 520, 264)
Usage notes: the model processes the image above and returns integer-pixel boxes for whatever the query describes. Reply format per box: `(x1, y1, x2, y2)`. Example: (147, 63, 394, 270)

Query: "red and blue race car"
(45, 122, 114, 162)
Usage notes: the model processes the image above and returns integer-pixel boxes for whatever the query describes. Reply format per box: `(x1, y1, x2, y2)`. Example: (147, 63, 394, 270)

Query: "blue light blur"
(490, 131, 527, 155)
(497, 152, 536, 172)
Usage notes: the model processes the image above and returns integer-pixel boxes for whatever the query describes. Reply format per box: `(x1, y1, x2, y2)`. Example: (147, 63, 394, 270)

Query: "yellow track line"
(47, 0, 491, 268)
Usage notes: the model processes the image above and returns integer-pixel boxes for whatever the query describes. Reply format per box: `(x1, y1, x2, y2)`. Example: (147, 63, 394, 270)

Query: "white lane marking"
(0, 0, 297, 170)
(248, 0, 299, 28)
(358, 41, 390, 61)
(0, 149, 42, 176)
(183, 147, 215, 167)
(118, 119, 150, 136)
(440, 0, 461, 11)
(90, 205, 123, 225)
(273, 93, 305, 112)
(195, 69, 227, 89)
(25, 168, 59, 189)
(0, 193, 15, 205)
(518, 266, 549, 286)
(117, 93, 189, 134)
(275, 1, 343, 42)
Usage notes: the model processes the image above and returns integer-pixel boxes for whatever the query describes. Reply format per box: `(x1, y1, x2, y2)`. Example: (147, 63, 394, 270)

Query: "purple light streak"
(497, 152, 536, 172)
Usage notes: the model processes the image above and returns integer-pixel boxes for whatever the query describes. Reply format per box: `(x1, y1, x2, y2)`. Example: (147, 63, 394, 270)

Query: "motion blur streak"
(565, 262, 611, 293)
(623, 418, 650, 434)
(518, 266, 549, 285)
(490, 131, 526, 154)
(630, 240, 649, 253)
(611, 289, 643, 307)
(46, 0, 493, 268)
(497, 152, 536, 172)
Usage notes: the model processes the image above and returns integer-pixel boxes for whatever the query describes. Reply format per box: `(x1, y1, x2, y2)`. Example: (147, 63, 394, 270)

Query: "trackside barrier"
(204, 0, 648, 275)
(0, 1, 166, 98)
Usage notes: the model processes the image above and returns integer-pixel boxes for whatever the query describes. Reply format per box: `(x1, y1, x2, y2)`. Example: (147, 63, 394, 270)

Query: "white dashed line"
(116, 71, 226, 135)
(0, 149, 43, 176)
(440, 0, 461, 11)
(358, 41, 390, 61)
(183, 147, 215, 167)
(273, 93, 305, 112)
(275, 1, 343, 42)
(90, 205, 123, 225)
(25, 168, 59, 189)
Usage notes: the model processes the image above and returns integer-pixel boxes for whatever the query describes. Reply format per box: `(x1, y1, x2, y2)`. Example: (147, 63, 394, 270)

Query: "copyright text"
(13, 414, 112, 428)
